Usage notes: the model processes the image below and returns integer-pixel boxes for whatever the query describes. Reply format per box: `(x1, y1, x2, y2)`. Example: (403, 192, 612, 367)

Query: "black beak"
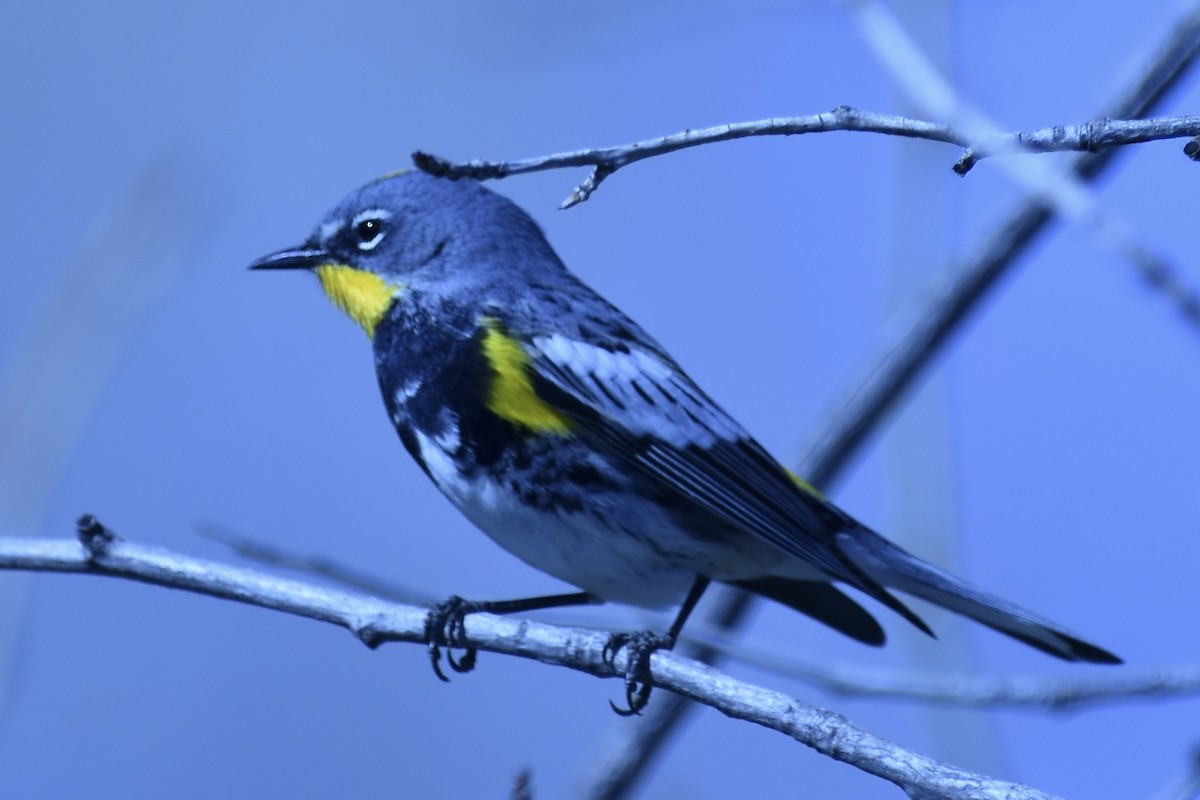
(248, 243, 329, 271)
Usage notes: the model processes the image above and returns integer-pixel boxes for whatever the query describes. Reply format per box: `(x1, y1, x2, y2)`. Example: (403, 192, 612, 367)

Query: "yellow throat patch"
(315, 264, 399, 338)
(480, 319, 573, 435)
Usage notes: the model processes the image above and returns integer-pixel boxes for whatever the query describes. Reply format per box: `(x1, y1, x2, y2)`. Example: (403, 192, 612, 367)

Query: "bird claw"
(603, 630, 673, 716)
(425, 595, 480, 682)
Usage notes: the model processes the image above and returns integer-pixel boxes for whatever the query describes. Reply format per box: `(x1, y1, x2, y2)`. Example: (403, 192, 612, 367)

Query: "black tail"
(732, 577, 888, 646)
(836, 525, 1121, 664)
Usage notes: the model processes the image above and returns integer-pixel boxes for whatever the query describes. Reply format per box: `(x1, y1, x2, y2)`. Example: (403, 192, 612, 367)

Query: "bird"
(250, 170, 1119, 713)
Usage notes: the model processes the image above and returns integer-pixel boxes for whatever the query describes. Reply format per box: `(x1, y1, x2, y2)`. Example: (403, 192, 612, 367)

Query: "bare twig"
(819, 666, 1200, 712)
(686, 623, 1200, 710)
(0, 522, 1060, 800)
(412, 108, 962, 207)
(952, 115, 1200, 174)
(0, 159, 210, 722)
(412, 109, 1200, 207)
(852, 0, 1200, 335)
(200, 526, 438, 607)
(582, 5, 1200, 798)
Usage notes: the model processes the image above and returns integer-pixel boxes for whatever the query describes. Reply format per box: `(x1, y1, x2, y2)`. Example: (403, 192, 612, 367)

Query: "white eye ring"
(352, 209, 390, 251)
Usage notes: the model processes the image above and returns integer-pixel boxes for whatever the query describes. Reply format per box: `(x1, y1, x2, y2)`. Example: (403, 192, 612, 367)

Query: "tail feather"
(732, 577, 888, 646)
(835, 527, 1121, 665)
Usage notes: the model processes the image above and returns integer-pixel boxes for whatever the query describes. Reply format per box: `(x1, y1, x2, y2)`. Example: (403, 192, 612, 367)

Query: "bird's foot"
(425, 595, 482, 681)
(603, 630, 674, 716)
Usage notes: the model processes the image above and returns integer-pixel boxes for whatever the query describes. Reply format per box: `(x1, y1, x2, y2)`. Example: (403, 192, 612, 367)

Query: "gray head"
(249, 171, 565, 335)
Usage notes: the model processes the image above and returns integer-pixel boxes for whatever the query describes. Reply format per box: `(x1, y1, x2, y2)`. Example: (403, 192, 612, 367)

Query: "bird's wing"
(526, 332, 860, 584)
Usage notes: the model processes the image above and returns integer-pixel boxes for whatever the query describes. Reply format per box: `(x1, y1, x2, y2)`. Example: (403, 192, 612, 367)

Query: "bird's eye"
(352, 212, 388, 251)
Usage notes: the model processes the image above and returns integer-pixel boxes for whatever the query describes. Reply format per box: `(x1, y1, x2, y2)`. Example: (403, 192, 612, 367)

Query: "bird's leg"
(603, 576, 711, 716)
(425, 591, 601, 681)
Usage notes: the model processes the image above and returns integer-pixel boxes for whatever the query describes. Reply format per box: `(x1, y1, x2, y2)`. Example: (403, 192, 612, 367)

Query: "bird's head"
(250, 170, 557, 337)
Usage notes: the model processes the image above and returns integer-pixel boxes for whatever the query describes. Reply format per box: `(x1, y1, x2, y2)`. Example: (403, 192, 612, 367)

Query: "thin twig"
(0, 523, 1058, 800)
(200, 527, 439, 607)
(818, 666, 1200, 711)
(685, 622, 1200, 710)
(412, 109, 1200, 207)
(581, 5, 1200, 798)
(413, 108, 963, 207)
(953, 115, 1200, 174)
(852, 0, 1200, 336)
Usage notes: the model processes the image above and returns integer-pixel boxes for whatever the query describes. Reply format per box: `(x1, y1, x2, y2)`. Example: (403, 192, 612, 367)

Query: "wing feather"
(525, 332, 933, 633)
(529, 334, 860, 584)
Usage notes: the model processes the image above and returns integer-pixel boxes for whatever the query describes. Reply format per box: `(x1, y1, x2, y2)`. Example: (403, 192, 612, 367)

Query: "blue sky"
(2, 1, 1199, 797)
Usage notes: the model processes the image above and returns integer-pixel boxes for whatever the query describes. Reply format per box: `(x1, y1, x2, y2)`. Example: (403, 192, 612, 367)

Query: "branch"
(687, 623, 1200, 711)
(952, 116, 1200, 174)
(201, 527, 1200, 713)
(816, 666, 1200, 712)
(411, 109, 1200, 207)
(413, 109, 961, 206)
(851, 0, 1200, 336)
(2, 520, 1059, 800)
(201, 526, 438, 608)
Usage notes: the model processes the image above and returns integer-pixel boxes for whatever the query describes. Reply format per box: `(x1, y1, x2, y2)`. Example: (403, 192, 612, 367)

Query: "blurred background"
(2, 1, 1199, 797)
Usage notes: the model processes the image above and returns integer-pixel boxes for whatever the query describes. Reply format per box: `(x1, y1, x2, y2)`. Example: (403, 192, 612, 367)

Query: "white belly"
(413, 430, 791, 607)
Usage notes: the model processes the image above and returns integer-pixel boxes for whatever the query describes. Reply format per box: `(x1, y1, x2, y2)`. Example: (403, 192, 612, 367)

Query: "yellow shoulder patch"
(787, 470, 826, 499)
(315, 264, 400, 338)
(480, 319, 573, 435)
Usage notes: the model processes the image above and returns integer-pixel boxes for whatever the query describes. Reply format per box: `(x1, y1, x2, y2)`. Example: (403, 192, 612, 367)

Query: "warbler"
(251, 171, 1119, 712)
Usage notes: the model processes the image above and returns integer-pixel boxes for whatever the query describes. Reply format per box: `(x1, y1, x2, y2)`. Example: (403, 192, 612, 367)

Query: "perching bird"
(251, 170, 1119, 713)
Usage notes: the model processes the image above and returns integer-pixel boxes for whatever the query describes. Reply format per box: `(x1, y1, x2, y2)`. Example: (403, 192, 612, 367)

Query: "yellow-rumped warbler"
(251, 171, 1118, 712)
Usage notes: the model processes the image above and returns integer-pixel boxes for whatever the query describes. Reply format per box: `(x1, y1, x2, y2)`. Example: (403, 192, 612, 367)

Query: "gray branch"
(952, 115, 1200, 173)
(819, 666, 1200, 711)
(413, 109, 962, 206)
(412, 109, 1200, 207)
(1, 520, 1056, 800)
(749, 653, 1200, 712)
(202, 527, 1200, 712)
